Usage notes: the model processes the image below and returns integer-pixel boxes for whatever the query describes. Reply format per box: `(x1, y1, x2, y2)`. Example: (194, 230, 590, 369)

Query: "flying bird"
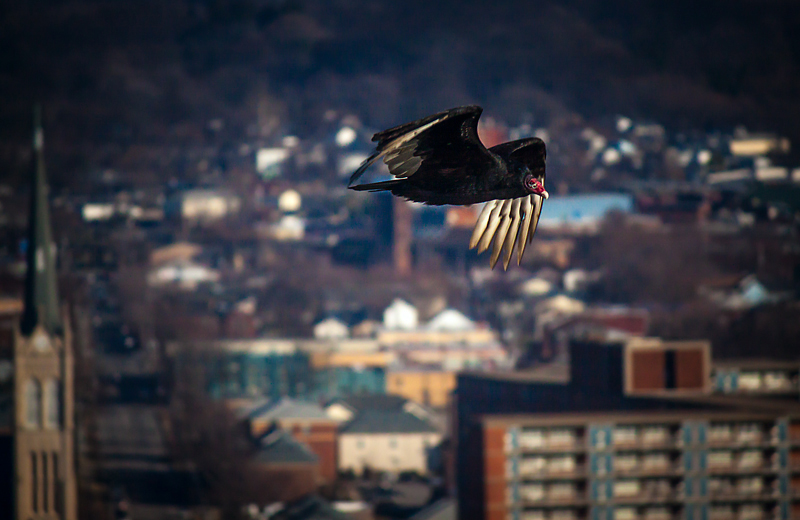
(348, 105, 549, 270)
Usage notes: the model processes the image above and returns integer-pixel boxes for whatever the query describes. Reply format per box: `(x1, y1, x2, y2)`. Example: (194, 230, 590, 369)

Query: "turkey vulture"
(348, 105, 549, 270)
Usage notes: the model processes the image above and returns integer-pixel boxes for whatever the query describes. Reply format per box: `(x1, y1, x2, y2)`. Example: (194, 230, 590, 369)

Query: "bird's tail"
(347, 179, 405, 192)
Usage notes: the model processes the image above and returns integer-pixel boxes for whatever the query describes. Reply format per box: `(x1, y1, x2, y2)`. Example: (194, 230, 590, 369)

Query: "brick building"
(456, 339, 800, 520)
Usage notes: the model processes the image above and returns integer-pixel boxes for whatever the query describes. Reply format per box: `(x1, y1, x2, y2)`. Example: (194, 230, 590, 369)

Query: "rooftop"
(254, 430, 318, 465)
(246, 398, 330, 422)
(340, 409, 438, 434)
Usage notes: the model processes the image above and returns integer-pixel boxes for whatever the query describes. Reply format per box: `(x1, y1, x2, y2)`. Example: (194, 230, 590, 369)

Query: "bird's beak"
(541, 190, 549, 200)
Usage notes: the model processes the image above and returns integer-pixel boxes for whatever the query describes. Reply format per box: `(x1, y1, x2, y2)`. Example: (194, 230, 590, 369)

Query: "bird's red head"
(524, 175, 549, 199)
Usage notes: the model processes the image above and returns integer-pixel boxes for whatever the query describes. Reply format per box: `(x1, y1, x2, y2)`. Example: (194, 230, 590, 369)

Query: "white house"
(313, 317, 349, 340)
(179, 189, 241, 222)
(338, 409, 441, 475)
(147, 260, 220, 289)
(426, 309, 475, 332)
(383, 299, 419, 330)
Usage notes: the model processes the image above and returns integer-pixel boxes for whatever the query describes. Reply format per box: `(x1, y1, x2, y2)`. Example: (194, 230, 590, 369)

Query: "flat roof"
(482, 408, 799, 427)
(713, 358, 800, 371)
(458, 365, 569, 384)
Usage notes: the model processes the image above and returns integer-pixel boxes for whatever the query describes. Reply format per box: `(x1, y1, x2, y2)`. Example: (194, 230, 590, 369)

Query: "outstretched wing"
(468, 194, 545, 270)
(348, 106, 500, 190)
(489, 137, 546, 173)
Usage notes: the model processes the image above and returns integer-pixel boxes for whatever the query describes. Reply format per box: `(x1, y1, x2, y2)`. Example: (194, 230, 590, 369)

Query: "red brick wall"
(631, 350, 665, 390)
(675, 349, 705, 390)
(484, 425, 506, 520)
(290, 423, 338, 482)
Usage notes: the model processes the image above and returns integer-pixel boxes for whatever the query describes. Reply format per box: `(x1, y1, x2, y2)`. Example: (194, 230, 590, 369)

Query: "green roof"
(254, 430, 318, 465)
(21, 105, 61, 336)
(340, 409, 437, 434)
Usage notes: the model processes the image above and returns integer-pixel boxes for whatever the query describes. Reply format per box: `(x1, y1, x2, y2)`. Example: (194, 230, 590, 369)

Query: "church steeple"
(20, 104, 61, 336)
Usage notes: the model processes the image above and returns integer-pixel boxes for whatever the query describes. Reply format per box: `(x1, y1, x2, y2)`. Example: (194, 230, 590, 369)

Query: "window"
(53, 453, 61, 516)
(25, 379, 41, 429)
(357, 440, 365, 449)
(31, 452, 38, 512)
(42, 452, 48, 512)
(389, 438, 398, 449)
(44, 379, 60, 429)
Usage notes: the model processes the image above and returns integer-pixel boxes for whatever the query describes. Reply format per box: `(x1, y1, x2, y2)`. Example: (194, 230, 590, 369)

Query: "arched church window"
(44, 379, 60, 429)
(25, 378, 41, 428)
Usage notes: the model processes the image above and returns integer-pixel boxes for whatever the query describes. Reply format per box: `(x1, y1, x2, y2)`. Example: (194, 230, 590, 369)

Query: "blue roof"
(539, 193, 633, 226)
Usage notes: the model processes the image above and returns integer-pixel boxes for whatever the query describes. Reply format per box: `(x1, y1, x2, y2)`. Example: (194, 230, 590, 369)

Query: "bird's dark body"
(348, 105, 549, 270)
(348, 105, 546, 206)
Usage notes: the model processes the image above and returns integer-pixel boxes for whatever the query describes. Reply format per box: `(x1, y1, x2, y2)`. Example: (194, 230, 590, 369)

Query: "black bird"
(348, 105, 549, 270)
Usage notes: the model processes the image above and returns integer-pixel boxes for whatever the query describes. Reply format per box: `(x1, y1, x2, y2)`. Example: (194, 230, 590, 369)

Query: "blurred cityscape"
(1, 2, 800, 520)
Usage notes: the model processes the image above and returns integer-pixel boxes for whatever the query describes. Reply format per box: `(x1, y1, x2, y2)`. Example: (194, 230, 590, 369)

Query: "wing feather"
(470, 194, 546, 270)
(348, 106, 499, 191)
(489, 200, 514, 269)
(502, 198, 523, 270)
(469, 202, 496, 249)
(476, 201, 504, 253)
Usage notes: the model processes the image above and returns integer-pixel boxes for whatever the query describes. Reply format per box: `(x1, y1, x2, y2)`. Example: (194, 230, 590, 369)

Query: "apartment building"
(455, 338, 800, 520)
(480, 411, 800, 520)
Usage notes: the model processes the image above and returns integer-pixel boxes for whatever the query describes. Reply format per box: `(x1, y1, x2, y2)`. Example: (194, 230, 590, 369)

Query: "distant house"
(700, 274, 792, 310)
(252, 429, 321, 501)
(520, 277, 554, 297)
(338, 408, 442, 475)
(149, 242, 202, 266)
(426, 309, 475, 332)
(146, 260, 220, 289)
(383, 299, 419, 330)
(314, 317, 350, 340)
(173, 189, 241, 223)
(256, 147, 291, 178)
(729, 134, 790, 156)
(246, 398, 338, 482)
(534, 294, 586, 316)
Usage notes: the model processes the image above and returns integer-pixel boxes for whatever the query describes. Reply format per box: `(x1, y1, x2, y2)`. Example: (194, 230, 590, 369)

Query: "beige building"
(1, 113, 77, 520)
(385, 370, 457, 408)
(338, 409, 441, 475)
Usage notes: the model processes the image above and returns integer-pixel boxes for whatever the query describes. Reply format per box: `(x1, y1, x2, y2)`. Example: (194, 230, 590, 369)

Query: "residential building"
(479, 410, 800, 520)
(251, 430, 321, 501)
(314, 318, 350, 340)
(384, 299, 419, 331)
(455, 338, 800, 520)
(245, 398, 338, 482)
(338, 408, 441, 475)
(386, 369, 457, 408)
(168, 339, 314, 402)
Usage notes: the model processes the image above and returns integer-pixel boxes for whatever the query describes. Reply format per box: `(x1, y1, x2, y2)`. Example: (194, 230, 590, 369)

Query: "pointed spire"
(20, 104, 61, 336)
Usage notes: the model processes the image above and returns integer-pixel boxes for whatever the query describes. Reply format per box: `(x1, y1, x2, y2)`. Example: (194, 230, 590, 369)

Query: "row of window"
(505, 421, 792, 453)
(25, 378, 61, 429)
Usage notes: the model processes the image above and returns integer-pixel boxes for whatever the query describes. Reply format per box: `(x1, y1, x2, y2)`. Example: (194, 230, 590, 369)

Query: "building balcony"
(514, 465, 589, 480)
(517, 496, 589, 508)
(611, 467, 683, 478)
(706, 463, 779, 475)
(611, 492, 682, 505)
